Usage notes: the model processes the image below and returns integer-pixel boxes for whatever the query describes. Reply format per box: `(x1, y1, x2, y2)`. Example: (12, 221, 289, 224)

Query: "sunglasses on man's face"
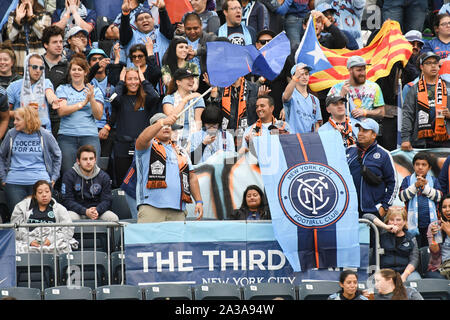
(257, 39, 271, 45)
(29, 64, 44, 71)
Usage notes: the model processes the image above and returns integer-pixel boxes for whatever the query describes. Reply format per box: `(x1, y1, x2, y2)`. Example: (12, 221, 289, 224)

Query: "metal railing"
(0, 221, 129, 291)
(0, 219, 381, 291)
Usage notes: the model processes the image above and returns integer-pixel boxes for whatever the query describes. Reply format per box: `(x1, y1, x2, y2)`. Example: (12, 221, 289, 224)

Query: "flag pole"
(177, 86, 213, 118)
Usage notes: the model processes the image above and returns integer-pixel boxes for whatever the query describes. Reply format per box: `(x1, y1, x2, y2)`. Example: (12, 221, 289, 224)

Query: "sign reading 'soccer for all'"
(295, 17, 412, 92)
(254, 131, 360, 272)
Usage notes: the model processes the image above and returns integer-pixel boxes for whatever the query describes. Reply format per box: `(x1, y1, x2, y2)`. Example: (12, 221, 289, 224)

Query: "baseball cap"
(173, 68, 199, 80)
(346, 56, 369, 69)
(135, 8, 153, 20)
(87, 48, 108, 61)
(149, 113, 183, 130)
(316, 3, 336, 14)
(355, 118, 379, 135)
(419, 51, 440, 65)
(290, 63, 313, 76)
(404, 30, 424, 45)
(67, 26, 89, 39)
(325, 95, 347, 107)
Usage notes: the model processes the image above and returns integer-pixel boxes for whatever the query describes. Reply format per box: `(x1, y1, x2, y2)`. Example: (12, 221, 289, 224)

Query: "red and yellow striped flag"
(309, 20, 413, 92)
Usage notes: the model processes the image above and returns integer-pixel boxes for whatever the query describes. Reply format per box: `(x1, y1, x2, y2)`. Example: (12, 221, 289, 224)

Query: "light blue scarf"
(407, 172, 438, 236)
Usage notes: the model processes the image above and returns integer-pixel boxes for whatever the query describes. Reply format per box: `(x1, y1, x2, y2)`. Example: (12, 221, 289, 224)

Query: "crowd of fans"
(0, 0, 450, 297)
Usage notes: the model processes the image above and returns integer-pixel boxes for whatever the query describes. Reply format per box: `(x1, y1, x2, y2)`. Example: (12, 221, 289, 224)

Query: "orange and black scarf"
(417, 76, 448, 142)
(147, 139, 192, 203)
(328, 116, 356, 147)
(252, 116, 289, 136)
(221, 77, 247, 129)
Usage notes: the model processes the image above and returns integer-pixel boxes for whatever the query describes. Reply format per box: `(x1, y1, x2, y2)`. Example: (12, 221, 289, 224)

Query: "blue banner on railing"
(124, 221, 370, 286)
(0, 229, 16, 288)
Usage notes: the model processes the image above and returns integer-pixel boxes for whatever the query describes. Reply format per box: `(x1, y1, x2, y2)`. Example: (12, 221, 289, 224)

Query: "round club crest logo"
(278, 162, 349, 228)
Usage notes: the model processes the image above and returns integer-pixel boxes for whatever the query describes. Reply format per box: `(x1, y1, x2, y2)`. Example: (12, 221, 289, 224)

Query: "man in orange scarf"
(134, 112, 204, 223)
(401, 52, 450, 150)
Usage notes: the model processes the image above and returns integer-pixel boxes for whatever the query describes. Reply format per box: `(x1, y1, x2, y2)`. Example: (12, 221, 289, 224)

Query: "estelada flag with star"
(295, 17, 413, 92)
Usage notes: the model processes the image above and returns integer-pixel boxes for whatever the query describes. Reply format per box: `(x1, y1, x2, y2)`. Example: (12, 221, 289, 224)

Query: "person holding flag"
(281, 62, 322, 134)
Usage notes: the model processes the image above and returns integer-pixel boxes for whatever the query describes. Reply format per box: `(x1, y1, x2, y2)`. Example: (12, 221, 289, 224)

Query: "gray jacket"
(401, 80, 450, 148)
(0, 128, 62, 182)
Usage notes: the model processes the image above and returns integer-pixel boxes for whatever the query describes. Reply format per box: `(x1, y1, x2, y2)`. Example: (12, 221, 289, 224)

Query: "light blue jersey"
(136, 142, 193, 211)
(283, 89, 322, 134)
(7, 78, 53, 130)
(56, 84, 104, 137)
(91, 77, 114, 128)
(6, 132, 50, 185)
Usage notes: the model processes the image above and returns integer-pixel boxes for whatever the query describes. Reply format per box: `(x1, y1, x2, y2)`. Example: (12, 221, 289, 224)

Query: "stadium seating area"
(2, 279, 449, 300)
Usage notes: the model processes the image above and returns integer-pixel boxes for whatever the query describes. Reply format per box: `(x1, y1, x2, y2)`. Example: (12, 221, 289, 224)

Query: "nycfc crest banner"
(254, 131, 360, 272)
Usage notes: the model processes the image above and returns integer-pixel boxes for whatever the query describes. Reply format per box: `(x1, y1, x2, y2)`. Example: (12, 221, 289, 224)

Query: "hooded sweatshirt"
(61, 163, 112, 216)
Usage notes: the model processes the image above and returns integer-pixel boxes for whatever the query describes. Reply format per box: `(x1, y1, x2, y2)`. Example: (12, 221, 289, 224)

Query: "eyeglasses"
(228, 6, 242, 11)
(440, 21, 450, 27)
(72, 33, 87, 39)
(423, 61, 440, 66)
(29, 64, 44, 71)
(131, 54, 145, 60)
(257, 39, 271, 45)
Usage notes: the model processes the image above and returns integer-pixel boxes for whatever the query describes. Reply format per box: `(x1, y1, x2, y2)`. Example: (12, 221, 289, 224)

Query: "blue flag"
(0, 229, 16, 288)
(0, 0, 18, 33)
(254, 131, 360, 272)
(294, 16, 333, 74)
(206, 32, 291, 87)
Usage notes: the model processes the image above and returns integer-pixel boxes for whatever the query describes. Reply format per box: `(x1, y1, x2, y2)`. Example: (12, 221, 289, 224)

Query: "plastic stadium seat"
(144, 284, 193, 300)
(418, 246, 430, 277)
(298, 281, 341, 300)
(242, 283, 296, 300)
(97, 156, 109, 171)
(1, 287, 41, 300)
(16, 253, 57, 289)
(111, 251, 126, 284)
(405, 279, 450, 300)
(59, 251, 109, 289)
(194, 284, 242, 300)
(111, 189, 132, 220)
(44, 286, 93, 300)
(73, 224, 111, 253)
(95, 285, 143, 300)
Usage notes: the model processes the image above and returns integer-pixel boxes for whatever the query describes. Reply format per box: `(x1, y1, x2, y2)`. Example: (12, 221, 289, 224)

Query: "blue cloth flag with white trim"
(206, 32, 291, 87)
(0, 229, 16, 288)
(254, 131, 360, 272)
(294, 16, 333, 74)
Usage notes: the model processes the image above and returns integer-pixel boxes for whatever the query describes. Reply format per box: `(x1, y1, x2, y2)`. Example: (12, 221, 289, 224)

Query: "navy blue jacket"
(61, 163, 112, 216)
(380, 230, 418, 273)
(347, 141, 399, 216)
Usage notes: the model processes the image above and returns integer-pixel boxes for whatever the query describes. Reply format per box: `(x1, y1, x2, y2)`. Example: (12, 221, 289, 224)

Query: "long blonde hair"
(15, 107, 41, 134)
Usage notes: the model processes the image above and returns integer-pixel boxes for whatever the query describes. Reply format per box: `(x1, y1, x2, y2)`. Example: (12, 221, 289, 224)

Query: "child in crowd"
(399, 152, 442, 247)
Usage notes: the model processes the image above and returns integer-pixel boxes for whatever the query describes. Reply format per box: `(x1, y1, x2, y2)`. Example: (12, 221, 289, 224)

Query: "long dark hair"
(122, 68, 147, 111)
(338, 270, 363, 297)
(240, 185, 269, 214)
(378, 269, 408, 300)
(163, 37, 188, 76)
